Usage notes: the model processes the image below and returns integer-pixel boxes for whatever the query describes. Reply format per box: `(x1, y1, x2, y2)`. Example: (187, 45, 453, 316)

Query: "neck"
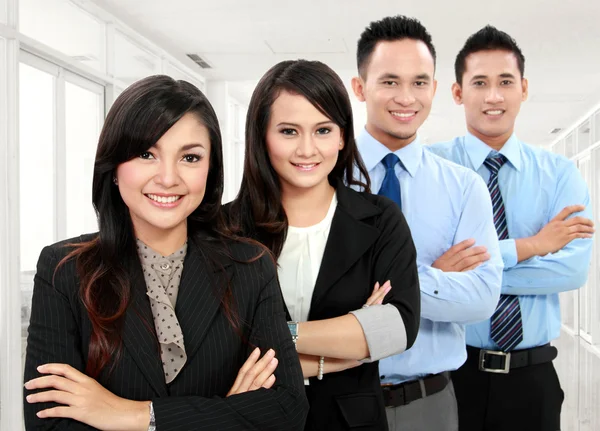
(133, 219, 188, 256)
(365, 123, 417, 152)
(281, 181, 336, 228)
(468, 125, 514, 152)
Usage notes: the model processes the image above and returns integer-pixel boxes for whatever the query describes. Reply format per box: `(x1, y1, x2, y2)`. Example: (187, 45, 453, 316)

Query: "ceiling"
(92, 0, 600, 146)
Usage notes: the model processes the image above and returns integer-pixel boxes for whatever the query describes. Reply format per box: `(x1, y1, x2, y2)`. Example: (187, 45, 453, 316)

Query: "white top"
(278, 193, 338, 323)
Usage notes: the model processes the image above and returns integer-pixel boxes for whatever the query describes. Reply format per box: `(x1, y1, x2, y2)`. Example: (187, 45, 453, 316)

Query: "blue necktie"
(485, 154, 523, 352)
(377, 153, 402, 209)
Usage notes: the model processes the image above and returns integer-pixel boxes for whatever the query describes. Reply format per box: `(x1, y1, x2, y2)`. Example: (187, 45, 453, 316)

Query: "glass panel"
(565, 133, 576, 159)
(594, 110, 600, 146)
(577, 157, 591, 335)
(114, 31, 159, 86)
(560, 290, 577, 333)
(65, 80, 103, 238)
(19, 62, 56, 342)
(19, 0, 105, 72)
(578, 121, 592, 153)
(594, 147, 600, 334)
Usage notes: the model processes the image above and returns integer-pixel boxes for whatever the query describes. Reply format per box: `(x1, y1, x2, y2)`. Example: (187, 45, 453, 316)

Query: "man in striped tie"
(429, 26, 595, 431)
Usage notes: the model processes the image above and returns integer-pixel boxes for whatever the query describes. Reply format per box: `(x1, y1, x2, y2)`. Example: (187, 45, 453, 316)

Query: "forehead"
(365, 39, 435, 78)
(155, 112, 210, 148)
(463, 50, 521, 78)
(270, 91, 330, 123)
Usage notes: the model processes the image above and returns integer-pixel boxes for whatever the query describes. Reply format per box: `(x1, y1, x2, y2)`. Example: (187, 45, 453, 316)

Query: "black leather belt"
(466, 344, 558, 374)
(381, 371, 450, 408)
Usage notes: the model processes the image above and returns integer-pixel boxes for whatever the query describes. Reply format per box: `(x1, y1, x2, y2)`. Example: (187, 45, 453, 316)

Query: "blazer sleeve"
(371, 198, 420, 350)
(153, 253, 309, 431)
(23, 245, 97, 430)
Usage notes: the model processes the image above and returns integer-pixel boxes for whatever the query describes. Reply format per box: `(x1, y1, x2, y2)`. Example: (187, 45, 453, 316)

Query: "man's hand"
(432, 239, 490, 272)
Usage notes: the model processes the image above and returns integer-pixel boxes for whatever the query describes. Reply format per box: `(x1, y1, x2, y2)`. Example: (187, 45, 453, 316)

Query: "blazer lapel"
(174, 238, 232, 362)
(309, 185, 382, 313)
(121, 264, 169, 397)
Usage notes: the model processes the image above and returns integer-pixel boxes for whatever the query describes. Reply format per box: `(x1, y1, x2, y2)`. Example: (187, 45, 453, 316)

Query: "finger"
(366, 281, 390, 305)
(372, 281, 380, 292)
(564, 216, 595, 227)
(455, 246, 488, 260)
(25, 375, 79, 394)
(230, 348, 260, 395)
(455, 253, 490, 271)
(36, 364, 88, 384)
(250, 357, 278, 390)
(262, 374, 276, 389)
(461, 262, 483, 272)
(371, 283, 392, 305)
(238, 349, 276, 392)
(36, 406, 74, 419)
(568, 225, 595, 235)
(27, 390, 77, 406)
(445, 239, 476, 257)
(553, 205, 585, 221)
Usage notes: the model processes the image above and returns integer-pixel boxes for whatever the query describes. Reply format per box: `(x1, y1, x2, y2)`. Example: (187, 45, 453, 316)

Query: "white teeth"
(293, 163, 317, 168)
(391, 112, 416, 118)
(147, 194, 181, 204)
(485, 110, 503, 115)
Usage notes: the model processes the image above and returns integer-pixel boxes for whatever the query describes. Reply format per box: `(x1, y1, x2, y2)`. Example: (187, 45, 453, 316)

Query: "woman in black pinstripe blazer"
(23, 75, 308, 430)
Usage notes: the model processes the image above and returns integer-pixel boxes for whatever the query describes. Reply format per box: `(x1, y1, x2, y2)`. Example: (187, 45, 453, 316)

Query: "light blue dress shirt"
(429, 133, 593, 350)
(357, 129, 503, 384)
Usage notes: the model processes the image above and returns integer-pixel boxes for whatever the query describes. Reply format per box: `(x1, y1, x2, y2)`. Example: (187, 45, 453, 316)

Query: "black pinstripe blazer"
(23, 234, 309, 430)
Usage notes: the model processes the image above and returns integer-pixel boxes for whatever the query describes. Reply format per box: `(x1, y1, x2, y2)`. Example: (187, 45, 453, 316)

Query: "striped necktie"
(485, 154, 523, 352)
(377, 153, 402, 209)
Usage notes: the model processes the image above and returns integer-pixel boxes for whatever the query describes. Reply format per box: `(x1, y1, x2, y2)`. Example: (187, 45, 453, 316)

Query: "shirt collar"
(357, 128, 423, 178)
(464, 132, 522, 172)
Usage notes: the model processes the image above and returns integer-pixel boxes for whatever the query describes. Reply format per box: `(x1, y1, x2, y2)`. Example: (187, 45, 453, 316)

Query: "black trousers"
(452, 350, 564, 431)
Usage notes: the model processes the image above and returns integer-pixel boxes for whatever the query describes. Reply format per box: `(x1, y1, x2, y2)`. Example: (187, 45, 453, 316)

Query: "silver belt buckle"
(478, 349, 511, 374)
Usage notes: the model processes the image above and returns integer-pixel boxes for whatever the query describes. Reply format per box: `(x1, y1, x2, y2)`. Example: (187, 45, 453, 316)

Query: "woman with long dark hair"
(227, 60, 421, 430)
(23, 75, 308, 430)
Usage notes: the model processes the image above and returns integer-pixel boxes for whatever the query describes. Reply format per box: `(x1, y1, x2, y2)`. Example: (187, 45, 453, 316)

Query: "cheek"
(266, 136, 291, 167)
(117, 160, 149, 191)
(185, 163, 210, 195)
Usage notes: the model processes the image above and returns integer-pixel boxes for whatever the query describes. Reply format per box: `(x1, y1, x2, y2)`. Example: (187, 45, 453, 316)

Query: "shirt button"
(160, 263, 171, 270)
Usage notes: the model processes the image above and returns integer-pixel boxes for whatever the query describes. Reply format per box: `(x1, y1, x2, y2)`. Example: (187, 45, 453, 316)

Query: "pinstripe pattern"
(23, 234, 308, 430)
(485, 155, 523, 352)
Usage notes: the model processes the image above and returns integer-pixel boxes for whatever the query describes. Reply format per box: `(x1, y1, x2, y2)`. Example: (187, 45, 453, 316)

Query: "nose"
(295, 134, 318, 157)
(154, 161, 180, 188)
(393, 85, 416, 107)
(485, 86, 504, 104)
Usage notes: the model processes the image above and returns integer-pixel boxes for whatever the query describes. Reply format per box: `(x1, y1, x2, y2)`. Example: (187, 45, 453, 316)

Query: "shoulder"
(427, 137, 465, 159)
(338, 185, 399, 219)
(221, 238, 277, 282)
(521, 142, 575, 174)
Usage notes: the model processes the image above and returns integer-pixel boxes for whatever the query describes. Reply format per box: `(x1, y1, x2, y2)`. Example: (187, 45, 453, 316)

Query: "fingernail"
(385, 285, 392, 292)
(270, 358, 278, 366)
(267, 349, 275, 357)
(37, 365, 45, 371)
(26, 395, 32, 402)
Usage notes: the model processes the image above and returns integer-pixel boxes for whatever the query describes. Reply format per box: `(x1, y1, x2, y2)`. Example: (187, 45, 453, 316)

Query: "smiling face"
(265, 90, 343, 196)
(352, 38, 437, 151)
(115, 112, 211, 241)
(453, 49, 528, 145)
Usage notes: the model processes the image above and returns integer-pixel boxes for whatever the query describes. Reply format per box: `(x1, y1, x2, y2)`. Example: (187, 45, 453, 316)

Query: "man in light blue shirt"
(352, 16, 503, 431)
(429, 26, 594, 431)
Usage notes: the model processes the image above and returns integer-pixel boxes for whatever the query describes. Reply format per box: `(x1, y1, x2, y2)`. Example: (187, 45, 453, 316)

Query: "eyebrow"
(276, 121, 334, 127)
(378, 73, 432, 81)
(470, 73, 517, 81)
(153, 142, 205, 151)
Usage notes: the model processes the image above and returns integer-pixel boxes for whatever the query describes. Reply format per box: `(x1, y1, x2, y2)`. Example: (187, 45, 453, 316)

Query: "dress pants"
(452, 354, 564, 431)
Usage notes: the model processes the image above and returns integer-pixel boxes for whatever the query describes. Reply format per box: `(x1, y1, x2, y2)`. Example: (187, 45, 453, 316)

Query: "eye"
(316, 127, 331, 135)
(472, 81, 485, 87)
(139, 152, 154, 160)
(501, 80, 513, 85)
(382, 81, 397, 86)
(183, 154, 202, 163)
(280, 128, 298, 136)
(414, 81, 427, 87)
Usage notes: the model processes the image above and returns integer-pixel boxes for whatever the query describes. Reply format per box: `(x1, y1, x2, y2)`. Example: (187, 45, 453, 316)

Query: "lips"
(291, 162, 320, 171)
(146, 194, 182, 204)
(483, 109, 505, 116)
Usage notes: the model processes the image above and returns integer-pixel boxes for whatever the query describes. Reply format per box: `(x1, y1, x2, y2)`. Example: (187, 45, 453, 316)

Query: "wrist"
(128, 400, 152, 431)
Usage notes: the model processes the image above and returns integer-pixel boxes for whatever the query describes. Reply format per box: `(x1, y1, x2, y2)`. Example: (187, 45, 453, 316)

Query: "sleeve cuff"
(500, 239, 517, 269)
(349, 304, 406, 363)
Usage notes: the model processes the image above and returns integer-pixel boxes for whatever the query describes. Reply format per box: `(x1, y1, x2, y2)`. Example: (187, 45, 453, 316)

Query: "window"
(565, 132, 576, 159)
(577, 157, 592, 339)
(578, 121, 592, 153)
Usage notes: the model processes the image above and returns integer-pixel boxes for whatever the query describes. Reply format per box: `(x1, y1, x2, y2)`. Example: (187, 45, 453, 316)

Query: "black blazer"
(23, 234, 309, 430)
(227, 185, 420, 431)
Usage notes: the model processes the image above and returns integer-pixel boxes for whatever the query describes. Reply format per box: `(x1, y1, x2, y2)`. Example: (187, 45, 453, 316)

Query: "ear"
(351, 76, 366, 102)
(521, 77, 529, 102)
(432, 79, 438, 98)
(451, 82, 463, 105)
(338, 130, 345, 150)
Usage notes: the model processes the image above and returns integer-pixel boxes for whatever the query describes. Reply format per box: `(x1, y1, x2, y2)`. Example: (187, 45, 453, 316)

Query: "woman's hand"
(227, 347, 278, 396)
(25, 363, 150, 431)
(364, 280, 392, 307)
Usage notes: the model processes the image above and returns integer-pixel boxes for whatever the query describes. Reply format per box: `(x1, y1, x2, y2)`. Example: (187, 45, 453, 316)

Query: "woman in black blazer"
(23, 75, 308, 430)
(226, 60, 421, 430)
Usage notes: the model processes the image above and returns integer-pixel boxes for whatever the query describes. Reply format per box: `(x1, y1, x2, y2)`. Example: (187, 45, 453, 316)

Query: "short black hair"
(455, 25, 525, 84)
(356, 15, 436, 78)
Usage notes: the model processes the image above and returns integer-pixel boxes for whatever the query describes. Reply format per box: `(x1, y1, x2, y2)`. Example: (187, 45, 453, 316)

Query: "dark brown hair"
(59, 75, 254, 377)
(228, 60, 370, 257)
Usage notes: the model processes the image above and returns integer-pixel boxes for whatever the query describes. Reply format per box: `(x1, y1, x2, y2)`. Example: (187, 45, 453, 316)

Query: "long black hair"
(60, 75, 252, 377)
(228, 60, 370, 257)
